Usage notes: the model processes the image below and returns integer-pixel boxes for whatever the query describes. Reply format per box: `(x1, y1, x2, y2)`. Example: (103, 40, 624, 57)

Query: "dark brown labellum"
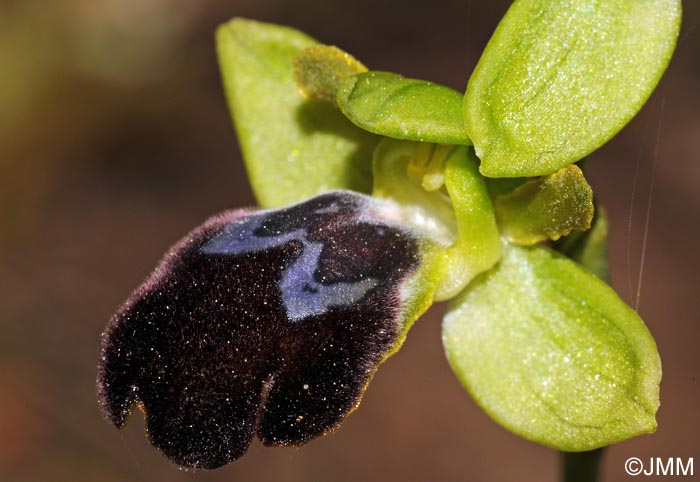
(97, 191, 421, 469)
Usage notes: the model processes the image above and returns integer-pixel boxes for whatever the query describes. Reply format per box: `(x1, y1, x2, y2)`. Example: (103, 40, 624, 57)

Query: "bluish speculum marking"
(97, 191, 423, 469)
(201, 213, 379, 321)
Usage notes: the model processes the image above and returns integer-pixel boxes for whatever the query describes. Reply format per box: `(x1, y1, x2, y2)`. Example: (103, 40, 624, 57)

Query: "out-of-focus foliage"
(0, 0, 202, 251)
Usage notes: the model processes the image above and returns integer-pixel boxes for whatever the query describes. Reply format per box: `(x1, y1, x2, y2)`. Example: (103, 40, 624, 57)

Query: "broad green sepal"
(294, 45, 367, 103)
(443, 243, 661, 451)
(217, 18, 377, 208)
(338, 71, 471, 145)
(464, 0, 682, 177)
(495, 165, 594, 245)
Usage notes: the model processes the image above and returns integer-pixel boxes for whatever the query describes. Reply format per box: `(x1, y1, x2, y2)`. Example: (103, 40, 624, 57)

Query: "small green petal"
(338, 71, 471, 145)
(485, 177, 527, 200)
(217, 18, 377, 208)
(495, 165, 594, 245)
(556, 202, 610, 282)
(294, 45, 367, 103)
(464, 0, 682, 177)
(443, 243, 661, 451)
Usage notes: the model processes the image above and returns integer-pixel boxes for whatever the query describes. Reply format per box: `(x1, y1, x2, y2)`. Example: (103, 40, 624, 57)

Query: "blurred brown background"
(1, 1, 698, 481)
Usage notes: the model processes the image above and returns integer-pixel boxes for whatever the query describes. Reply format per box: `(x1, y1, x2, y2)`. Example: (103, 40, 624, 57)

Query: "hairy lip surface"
(97, 191, 420, 469)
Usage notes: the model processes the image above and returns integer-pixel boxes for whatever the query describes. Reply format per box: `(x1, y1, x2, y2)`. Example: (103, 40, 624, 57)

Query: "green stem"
(561, 449, 604, 482)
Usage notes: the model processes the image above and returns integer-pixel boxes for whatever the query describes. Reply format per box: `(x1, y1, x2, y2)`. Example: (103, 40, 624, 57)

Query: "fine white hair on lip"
(201, 203, 379, 321)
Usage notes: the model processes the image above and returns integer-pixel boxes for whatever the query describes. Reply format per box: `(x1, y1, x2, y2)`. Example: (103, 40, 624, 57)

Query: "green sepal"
(217, 18, 377, 208)
(443, 243, 661, 451)
(338, 71, 471, 145)
(294, 45, 367, 103)
(495, 165, 594, 245)
(464, 0, 682, 177)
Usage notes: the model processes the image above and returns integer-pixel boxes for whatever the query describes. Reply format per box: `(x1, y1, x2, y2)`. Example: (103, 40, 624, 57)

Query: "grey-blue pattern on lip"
(201, 214, 379, 321)
(97, 191, 423, 469)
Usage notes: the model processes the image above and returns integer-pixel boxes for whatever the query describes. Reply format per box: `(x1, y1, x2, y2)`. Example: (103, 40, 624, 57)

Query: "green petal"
(495, 165, 594, 245)
(555, 202, 610, 282)
(338, 71, 471, 145)
(443, 243, 661, 451)
(485, 177, 528, 200)
(464, 0, 681, 177)
(294, 45, 367, 103)
(217, 18, 377, 208)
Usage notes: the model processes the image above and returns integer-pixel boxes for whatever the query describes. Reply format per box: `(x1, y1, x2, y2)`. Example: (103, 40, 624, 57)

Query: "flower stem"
(561, 449, 604, 482)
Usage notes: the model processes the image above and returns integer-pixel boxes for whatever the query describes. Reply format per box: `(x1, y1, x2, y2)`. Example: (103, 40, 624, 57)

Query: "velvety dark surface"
(1, 1, 698, 481)
(98, 192, 419, 468)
